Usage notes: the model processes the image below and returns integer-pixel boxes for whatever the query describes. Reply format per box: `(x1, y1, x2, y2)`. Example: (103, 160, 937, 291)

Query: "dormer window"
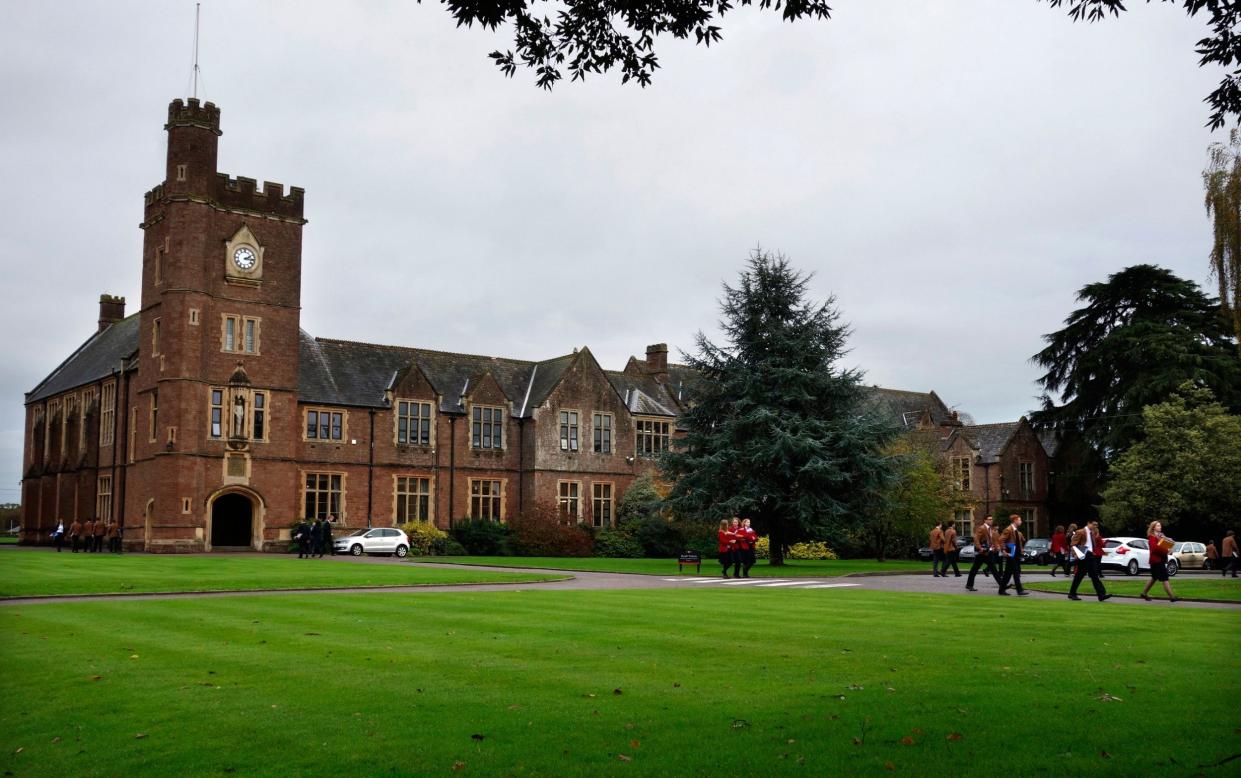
(471, 405, 504, 450)
(396, 400, 432, 446)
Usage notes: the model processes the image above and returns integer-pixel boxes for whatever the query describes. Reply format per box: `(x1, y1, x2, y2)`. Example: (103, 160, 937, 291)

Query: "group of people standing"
(50, 518, 122, 554)
(717, 518, 757, 578)
(292, 517, 335, 558)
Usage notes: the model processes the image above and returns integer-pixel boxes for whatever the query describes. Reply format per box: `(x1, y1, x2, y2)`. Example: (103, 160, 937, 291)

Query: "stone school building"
(20, 98, 1055, 551)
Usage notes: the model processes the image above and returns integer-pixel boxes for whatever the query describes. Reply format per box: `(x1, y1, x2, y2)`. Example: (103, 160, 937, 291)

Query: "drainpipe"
(367, 409, 375, 528)
(117, 364, 130, 535)
(448, 416, 457, 527)
(108, 369, 119, 529)
(518, 417, 525, 514)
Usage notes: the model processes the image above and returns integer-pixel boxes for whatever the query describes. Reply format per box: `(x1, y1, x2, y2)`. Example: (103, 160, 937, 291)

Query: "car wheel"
(394, 544, 408, 558)
(1038, 553, 1048, 565)
(1126, 559, 1139, 576)
(350, 544, 363, 557)
(1167, 559, 1179, 577)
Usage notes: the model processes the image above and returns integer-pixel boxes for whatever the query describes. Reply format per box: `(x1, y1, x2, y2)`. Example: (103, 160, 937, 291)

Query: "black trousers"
(94, 535, 104, 552)
(719, 551, 734, 576)
(1223, 556, 1239, 577)
(298, 539, 311, 558)
(71, 535, 81, 552)
(999, 555, 1023, 593)
(944, 551, 960, 575)
(932, 549, 945, 575)
(54, 534, 64, 552)
(966, 552, 995, 588)
(1070, 555, 1107, 598)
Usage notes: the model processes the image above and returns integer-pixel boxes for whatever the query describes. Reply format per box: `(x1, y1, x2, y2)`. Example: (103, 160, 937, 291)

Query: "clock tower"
(133, 98, 307, 551)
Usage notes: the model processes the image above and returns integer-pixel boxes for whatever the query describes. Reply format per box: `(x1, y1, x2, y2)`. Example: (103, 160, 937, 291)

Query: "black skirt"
(1150, 561, 1169, 582)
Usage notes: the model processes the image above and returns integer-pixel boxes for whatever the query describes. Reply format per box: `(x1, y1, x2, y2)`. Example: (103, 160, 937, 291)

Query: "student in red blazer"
(1068, 520, 1111, 601)
(1141, 520, 1178, 602)
(717, 520, 737, 579)
(736, 519, 758, 578)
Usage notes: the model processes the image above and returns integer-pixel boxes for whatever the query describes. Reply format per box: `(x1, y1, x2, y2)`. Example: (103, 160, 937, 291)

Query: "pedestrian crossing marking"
(720, 579, 765, 585)
(756, 581, 813, 587)
(804, 583, 861, 589)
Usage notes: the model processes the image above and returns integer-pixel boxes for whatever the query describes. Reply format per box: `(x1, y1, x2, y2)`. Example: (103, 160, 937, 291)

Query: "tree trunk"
(769, 516, 786, 566)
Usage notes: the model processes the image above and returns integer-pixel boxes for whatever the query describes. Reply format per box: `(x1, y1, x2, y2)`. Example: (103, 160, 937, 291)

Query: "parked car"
(1099, 536, 1174, 576)
(917, 536, 968, 560)
(1022, 538, 1052, 565)
(959, 544, 976, 562)
(334, 527, 410, 558)
(1171, 541, 1207, 571)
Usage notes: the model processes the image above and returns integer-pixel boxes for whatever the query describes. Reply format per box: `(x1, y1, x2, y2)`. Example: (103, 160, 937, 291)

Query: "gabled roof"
(957, 421, 1022, 464)
(861, 386, 954, 429)
(1037, 430, 1060, 459)
(605, 370, 681, 417)
(27, 315, 139, 403)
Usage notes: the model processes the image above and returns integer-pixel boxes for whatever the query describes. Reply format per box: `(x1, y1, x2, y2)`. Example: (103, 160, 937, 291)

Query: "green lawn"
(429, 556, 929, 577)
(0, 536, 18, 545)
(0, 554, 565, 598)
(1, 589, 1235, 776)
(1026, 576, 1241, 602)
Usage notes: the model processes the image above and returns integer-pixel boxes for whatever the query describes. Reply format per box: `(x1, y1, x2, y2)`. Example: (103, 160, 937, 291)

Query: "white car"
(334, 527, 410, 558)
(1100, 536, 1172, 577)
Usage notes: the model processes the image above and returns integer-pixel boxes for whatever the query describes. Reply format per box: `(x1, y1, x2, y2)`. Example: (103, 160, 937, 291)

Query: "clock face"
(233, 246, 257, 271)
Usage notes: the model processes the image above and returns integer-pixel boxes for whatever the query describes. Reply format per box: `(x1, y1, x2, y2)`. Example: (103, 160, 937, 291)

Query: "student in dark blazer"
(965, 515, 995, 591)
(997, 515, 1029, 596)
(1222, 531, 1239, 578)
(1068, 520, 1112, 601)
(943, 523, 961, 577)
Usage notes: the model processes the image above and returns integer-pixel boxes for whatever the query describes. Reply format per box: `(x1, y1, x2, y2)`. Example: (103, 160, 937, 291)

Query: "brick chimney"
(645, 343, 669, 380)
(98, 294, 126, 332)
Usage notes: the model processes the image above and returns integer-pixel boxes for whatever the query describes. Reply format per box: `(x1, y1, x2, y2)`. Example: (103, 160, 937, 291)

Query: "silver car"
(334, 527, 410, 558)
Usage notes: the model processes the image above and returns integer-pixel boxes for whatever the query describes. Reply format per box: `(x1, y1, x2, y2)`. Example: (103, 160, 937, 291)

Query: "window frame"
(558, 480, 582, 522)
(395, 399, 434, 447)
(221, 313, 261, 355)
(559, 409, 580, 452)
(951, 456, 972, 491)
(591, 482, 614, 528)
(468, 478, 505, 521)
(592, 412, 613, 454)
(96, 475, 113, 522)
(302, 471, 346, 522)
(1018, 461, 1035, 497)
(99, 381, 116, 447)
(394, 475, 433, 524)
(304, 407, 346, 442)
(634, 417, 670, 458)
(470, 404, 506, 450)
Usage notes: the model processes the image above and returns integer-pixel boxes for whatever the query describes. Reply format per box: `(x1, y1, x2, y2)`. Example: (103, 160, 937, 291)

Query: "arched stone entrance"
(210, 493, 254, 549)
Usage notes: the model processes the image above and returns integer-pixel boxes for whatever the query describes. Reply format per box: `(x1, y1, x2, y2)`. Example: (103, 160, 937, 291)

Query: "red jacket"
(718, 530, 737, 554)
(1148, 534, 1169, 564)
(735, 527, 756, 551)
(1050, 532, 1066, 554)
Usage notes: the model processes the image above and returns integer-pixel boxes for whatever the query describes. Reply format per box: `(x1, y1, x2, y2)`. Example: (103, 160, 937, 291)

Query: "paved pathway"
(2, 549, 1238, 610)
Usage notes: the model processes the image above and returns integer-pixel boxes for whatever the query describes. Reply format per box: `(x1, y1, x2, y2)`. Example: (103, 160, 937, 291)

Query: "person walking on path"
(52, 519, 65, 552)
(989, 520, 1006, 588)
(943, 523, 961, 577)
(310, 519, 323, 560)
(717, 520, 737, 578)
(69, 518, 82, 553)
(734, 519, 757, 578)
(929, 523, 946, 577)
(966, 515, 996, 591)
(1061, 523, 1079, 578)
(319, 518, 333, 557)
(1222, 531, 1239, 578)
(1141, 521, 1179, 602)
(997, 514, 1029, 596)
(295, 519, 312, 559)
(1068, 520, 1112, 601)
(1049, 525, 1067, 577)
(1205, 540, 1218, 571)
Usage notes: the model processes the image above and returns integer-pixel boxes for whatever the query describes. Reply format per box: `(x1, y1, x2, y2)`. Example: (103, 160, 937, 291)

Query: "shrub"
(593, 528, 644, 558)
(618, 473, 663, 523)
(630, 515, 684, 558)
(787, 541, 839, 561)
(754, 536, 770, 559)
(398, 521, 447, 556)
(452, 519, 511, 556)
(431, 536, 467, 556)
(508, 501, 594, 557)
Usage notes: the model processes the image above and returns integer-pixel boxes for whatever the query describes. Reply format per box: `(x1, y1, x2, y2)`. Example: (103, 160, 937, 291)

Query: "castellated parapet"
(165, 98, 221, 135)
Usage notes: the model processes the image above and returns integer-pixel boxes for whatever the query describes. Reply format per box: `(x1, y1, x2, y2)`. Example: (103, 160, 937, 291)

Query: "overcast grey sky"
(0, 1, 1223, 500)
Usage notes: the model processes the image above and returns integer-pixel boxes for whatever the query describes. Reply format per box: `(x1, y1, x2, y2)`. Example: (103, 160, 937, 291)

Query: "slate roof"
(27, 315, 139, 403)
(1037, 431, 1060, 458)
(297, 333, 584, 416)
(956, 422, 1021, 464)
(605, 371, 681, 417)
(860, 387, 954, 429)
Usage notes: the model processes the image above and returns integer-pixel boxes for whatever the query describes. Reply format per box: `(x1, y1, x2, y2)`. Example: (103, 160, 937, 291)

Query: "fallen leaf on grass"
(852, 738, 862, 746)
(672, 682, 681, 688)
(900, 737, 915, 746)
(1095, 692, 1123, 702)
(470, 734, 485, 741)
(911, 728, 923, 735)
(847, 684, 863, 690)
(507, 705, 521, 711)
(833, 694, 846, 700)
(617, 754, 631, 762)
(303, 632, 321, 636)
(731, 719, 750, 729)
(585, 693, 597, 699)
(947, 733, 963, 742)
(613, 688, 623, 696)
(14, 748, 23, 754)
(1101, 751, 1111, 759)
(91, 675, 103, 681)
(629, 740, 640, 749)
(884, 761, 895, 770)
(129, 655, 139, 660)
(452, 761, 466, 771)
(134, 733, 147, 740)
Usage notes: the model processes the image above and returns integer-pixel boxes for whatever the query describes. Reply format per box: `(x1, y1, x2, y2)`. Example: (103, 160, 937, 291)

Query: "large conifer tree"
(661, 251, 897, 565)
